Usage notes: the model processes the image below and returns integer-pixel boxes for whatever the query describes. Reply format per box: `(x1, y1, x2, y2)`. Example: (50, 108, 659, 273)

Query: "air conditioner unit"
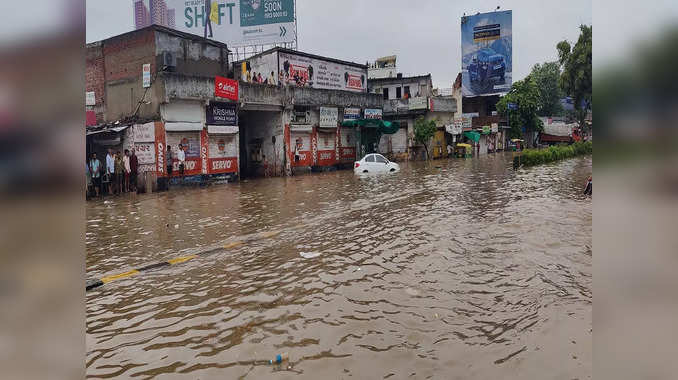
(163, 51, 176, 71)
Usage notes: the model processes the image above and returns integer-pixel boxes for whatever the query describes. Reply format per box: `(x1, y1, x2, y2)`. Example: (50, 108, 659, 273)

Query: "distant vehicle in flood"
(354, 153, 400, 174)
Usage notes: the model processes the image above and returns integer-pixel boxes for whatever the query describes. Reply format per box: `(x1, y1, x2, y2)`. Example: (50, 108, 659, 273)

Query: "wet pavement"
(86, 152, 592, 379)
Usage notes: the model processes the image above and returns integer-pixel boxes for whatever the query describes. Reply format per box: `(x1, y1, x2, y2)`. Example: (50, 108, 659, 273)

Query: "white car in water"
(354, 153, 400, 174)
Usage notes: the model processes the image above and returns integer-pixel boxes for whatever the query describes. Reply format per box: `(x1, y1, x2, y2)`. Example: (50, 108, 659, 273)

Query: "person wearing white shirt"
(105, 149, 115, 195)
(177, 144, 186, 176)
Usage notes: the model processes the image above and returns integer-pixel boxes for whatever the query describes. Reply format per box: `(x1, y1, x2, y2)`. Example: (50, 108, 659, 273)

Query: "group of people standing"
(87, 148, 138, 198)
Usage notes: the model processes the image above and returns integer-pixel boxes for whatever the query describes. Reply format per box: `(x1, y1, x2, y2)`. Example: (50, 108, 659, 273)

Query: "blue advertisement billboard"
(461, 10, 512, 97)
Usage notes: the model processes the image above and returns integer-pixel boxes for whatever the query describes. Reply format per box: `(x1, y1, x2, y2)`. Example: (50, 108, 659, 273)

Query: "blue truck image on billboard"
(461, 10, 512, 97)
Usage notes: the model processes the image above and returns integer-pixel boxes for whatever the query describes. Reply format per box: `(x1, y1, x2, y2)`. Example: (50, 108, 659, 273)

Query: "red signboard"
(154, 122, 166, 177)
(209, 157, 238, 174)
(200, 129, 209, 175)
(215, 76, 238, 101)
(86, 110, 97, 126)
(171, 157, 201, 176)
(317, 150, 335, 166)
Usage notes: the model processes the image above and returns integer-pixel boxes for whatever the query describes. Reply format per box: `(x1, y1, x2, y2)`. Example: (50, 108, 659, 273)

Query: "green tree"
(557, 25, 592, 127)
(413, 117, 436, 160)
(531, 61, 564, 116)
(496, 77, 544, 145)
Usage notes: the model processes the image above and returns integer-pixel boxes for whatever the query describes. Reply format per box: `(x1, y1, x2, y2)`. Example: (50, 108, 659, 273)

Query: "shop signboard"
(215, 76, 238, 100)
(206, 101, 238, 125)
(133, 0, 295, 47)
(462, 117, 472, 129)
(364, 108, 382, 119)
(344, 107, 360, 120)
(491, 123, 498, 133)
(278, 51, 367, 93)
(461, 10, 512, 97)
(142, 63, 151, 88)
(319, 107, 338, 127)
(408, 96, 428, 110)
(86, 91, 95, 106)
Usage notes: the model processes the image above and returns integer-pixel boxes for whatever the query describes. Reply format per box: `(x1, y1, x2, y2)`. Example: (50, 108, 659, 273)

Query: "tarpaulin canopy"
(463, 131, 480, 142)
(341, 119, 399, 134)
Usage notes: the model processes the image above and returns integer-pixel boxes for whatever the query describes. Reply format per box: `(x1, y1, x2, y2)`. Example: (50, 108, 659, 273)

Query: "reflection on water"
(86, 153, 592, 379)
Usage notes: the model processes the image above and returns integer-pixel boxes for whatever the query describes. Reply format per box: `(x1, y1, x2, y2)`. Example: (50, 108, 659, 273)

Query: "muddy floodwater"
(86, 153, 592, 379)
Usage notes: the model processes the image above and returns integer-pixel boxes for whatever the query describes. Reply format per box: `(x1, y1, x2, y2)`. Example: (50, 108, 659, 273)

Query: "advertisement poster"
(166, 132, 201, 175)
(461, 10, 512, 97)
(278, 51, 367, 93)
(208, 134, 238, 173)
(319, 107, 338, 127)
(215, 76, 238, 100)
(241, 51, 278, 85)
(154, 122, 166, 177)
(86, 91, 95, 106)
(364, 108, 383, 119)
(133, 0, 296, 47)
(344, 107, 360, 120)
(290, 132, 311, 166)
(339, 128, 356, 161)
(206, 101, 238, 125)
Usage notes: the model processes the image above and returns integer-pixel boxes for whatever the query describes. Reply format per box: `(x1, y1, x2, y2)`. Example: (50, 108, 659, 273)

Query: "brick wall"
(103, 29, 156, 83)
(85, 43, 105, 105)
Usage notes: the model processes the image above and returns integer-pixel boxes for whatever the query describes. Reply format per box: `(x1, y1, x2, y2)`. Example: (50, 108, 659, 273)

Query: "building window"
(404, 86, 410, 99)
(383, 88, 389, 100)
(396, 87, 402, 99)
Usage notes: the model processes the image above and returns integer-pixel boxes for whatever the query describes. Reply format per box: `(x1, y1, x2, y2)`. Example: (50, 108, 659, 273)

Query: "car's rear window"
(365, 155, 375, 162)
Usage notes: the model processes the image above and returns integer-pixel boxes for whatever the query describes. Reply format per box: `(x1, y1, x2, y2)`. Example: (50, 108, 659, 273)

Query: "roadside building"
(86, 24, 234, 192)
(460, 94, 509, 156)
(368, 73, 458, 160)
(234, 48, 382, 175)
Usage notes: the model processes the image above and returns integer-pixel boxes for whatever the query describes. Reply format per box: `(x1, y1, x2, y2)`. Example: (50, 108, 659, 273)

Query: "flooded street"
(86, 153, 592, 379)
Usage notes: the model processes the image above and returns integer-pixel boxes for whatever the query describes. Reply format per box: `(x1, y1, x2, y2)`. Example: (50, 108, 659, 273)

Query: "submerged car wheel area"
(354, 153, 400, 175)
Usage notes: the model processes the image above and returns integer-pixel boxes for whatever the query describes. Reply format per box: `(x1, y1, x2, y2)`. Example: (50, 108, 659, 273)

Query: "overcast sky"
(86, 0, 592, 88)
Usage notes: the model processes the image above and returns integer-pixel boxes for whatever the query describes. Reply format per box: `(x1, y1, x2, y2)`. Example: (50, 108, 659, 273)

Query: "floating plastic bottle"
(269, 352, 289, 364)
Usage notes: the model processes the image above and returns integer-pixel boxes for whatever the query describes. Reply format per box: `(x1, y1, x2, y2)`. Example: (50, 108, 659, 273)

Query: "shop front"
(288, 124, 313, 168)
(314, 107, 338, 170)
(161, 101, 205, 181)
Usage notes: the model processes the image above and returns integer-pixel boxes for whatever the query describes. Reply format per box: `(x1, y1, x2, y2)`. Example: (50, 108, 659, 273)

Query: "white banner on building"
(133, 122, 155, 142)
(491, 123, 498, 133)
(279, 51, 367, 93)
(408, 96, 428, 110)
(207, 125, 239, 134)
(133, 0, 296, 47)
(86, 91, 95, 106)
(319, 107, 338, 127)
(134, 142, 156, 164)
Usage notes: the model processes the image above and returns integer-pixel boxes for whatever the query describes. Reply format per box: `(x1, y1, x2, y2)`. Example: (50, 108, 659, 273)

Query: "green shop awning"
(341, 119, 399, 134)
(463, 131, 480, 142)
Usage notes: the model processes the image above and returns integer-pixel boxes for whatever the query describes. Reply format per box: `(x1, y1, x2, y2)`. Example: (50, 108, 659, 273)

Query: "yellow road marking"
(223, 241, 244, 249)
(101, 270, 139, 284)
(167, 255, 198, 265)
(260, 230, 281, 238)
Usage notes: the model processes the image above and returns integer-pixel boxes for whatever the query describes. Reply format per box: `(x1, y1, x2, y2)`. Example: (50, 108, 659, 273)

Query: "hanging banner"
(206, 101, 238, 125)
(215, 76, 238, 100)
(133, 122, 155, 142)
(142, 63, 151, 88)
(319, 107, 338, 128)
(134, 142, 156, 165)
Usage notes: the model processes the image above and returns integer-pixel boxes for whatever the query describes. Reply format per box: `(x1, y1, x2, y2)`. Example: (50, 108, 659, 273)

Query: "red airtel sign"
(215, 76, 238, 101)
